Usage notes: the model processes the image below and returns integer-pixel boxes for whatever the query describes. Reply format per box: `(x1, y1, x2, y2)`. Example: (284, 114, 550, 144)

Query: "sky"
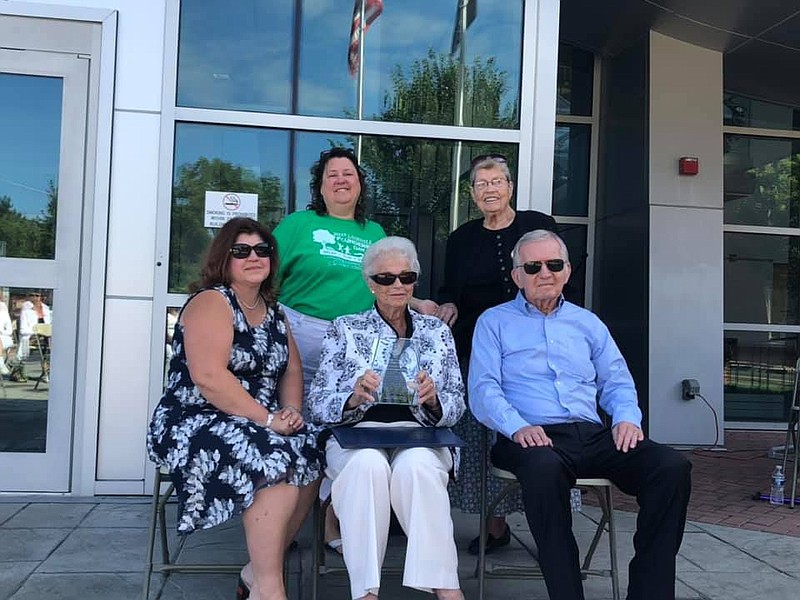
(0, 73, 62, 218)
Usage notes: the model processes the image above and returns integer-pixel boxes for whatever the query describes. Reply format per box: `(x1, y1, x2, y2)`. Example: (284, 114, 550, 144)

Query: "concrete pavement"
(1, 496, 799, 600)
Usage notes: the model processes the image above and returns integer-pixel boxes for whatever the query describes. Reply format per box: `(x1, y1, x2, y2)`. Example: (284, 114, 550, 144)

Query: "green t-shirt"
(273, 210, 386, 321)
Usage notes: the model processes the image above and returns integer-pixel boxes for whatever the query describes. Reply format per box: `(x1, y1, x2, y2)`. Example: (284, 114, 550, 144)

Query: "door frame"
(0, 3, 117, 495)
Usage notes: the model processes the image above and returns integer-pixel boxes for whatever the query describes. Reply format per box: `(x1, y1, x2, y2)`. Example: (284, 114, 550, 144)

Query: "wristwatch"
(261, 412, 274, 430)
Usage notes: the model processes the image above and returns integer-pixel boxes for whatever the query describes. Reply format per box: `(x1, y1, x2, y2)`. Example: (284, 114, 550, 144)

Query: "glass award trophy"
(370, 337, 420, 405)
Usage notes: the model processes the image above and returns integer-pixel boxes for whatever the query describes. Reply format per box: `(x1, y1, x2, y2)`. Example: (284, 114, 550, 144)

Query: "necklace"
(237, 293, 262, 310)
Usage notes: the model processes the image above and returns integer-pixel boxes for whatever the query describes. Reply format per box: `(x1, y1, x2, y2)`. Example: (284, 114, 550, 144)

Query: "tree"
(350, 50, 515, 295)
(169, 157, 285, 292)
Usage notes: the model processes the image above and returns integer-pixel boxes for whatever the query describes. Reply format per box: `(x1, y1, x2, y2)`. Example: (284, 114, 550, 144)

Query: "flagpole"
(449, 0, 469, 233)
(356, 0, 367, 162)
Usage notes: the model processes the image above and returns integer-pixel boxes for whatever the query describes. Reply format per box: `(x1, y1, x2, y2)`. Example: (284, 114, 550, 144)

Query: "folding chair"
(477, 450, 620, 600)
(33, 323, 51, 390)
(142, 466, 245, 600)
(781, 357, 800, 508)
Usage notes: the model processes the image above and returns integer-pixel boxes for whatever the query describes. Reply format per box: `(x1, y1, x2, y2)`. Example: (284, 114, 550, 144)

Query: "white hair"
(362, 236, 421, 280)
(470, 158, 512, 185)
(512, 229, 570, 265)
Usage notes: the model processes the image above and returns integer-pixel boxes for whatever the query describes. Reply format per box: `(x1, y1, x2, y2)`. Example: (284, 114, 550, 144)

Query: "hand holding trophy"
(370, 336, 420, 405)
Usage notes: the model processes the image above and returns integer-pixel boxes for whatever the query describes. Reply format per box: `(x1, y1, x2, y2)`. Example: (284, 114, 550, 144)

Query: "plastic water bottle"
(769, 465, 785, 506)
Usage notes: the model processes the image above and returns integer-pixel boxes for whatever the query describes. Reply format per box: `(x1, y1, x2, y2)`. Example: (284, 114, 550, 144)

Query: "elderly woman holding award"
(308, 236, 466, 600)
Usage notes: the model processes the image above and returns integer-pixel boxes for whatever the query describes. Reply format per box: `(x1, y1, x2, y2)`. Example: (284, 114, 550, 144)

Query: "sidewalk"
(1, 495, 799, 600)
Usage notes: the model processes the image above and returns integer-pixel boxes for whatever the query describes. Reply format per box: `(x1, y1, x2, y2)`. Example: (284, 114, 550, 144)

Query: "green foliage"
(356, 50, 516, 242)
(0, 181, 57, 259)
(169, 157, 285, 292)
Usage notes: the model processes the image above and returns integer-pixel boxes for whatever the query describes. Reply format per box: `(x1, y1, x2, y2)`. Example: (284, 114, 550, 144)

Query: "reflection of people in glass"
(0, 290, 14, 376)
(308, 237, 465, 600)
(146, 217, 323, 600)
(436, 154, 558, 555)
(17, 300, 37, 361)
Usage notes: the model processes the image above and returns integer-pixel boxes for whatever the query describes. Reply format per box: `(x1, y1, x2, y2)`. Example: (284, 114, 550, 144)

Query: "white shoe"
(0, 361, 10, 376)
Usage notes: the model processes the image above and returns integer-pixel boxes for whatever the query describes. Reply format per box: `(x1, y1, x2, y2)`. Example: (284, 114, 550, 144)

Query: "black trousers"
(491, 422, 691, 600)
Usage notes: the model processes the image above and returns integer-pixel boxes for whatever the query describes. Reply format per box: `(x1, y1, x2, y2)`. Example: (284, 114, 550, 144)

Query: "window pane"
(169, 123, 290, 293)
(724, 331, 797, 422)
(724, 232, 800, 325)
(557, 223, 587, 307)
(0, 286, 53, 453)
(553, 124, 590, 217)
(168, 123, 518, 296)
(0, 73, 61, 259)
(177, 0, 524, 129)
(724, 134, 800, 228)
(556, 44, 594, 116)
(724, 93, 800, 131)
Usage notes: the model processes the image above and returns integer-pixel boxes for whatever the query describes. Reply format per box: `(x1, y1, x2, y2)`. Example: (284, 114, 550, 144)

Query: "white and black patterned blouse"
(307, 306, 465, 428)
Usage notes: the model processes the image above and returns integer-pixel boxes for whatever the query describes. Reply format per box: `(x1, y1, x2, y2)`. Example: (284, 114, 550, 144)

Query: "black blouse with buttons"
(438, 210, 558, 361)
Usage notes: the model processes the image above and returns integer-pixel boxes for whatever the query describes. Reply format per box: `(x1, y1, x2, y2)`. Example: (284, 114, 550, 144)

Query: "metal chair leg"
(142, 468, 163, 600)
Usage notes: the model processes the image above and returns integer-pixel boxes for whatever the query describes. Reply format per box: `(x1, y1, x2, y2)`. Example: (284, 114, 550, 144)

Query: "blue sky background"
(0, 74, 62, 218)
(177, 0, 523, 122)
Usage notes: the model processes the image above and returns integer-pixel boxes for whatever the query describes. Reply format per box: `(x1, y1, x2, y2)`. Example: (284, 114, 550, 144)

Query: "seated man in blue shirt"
(469, 229, 691, 600)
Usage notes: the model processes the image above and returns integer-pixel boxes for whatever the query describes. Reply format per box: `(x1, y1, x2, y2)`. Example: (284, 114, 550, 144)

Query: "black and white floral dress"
(146, 285, 323, 534)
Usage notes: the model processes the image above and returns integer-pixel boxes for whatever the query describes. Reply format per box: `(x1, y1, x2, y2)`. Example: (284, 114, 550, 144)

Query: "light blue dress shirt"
(469, 293, 642, 440)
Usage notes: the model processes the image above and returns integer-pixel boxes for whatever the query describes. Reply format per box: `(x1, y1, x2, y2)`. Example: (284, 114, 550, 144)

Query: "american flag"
(348, 0, 384, 77)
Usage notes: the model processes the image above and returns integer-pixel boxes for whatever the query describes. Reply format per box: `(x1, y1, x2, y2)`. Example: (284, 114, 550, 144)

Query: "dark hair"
(307, 147, 368, 225)
(190, 217, 280, 307)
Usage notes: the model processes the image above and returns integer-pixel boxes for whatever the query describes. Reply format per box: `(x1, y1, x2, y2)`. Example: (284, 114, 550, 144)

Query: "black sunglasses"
(517, 259, 566, 275)
(369, 271, 418, 286)
(230, 242, 273, 259)
(470, 153, 508, 168)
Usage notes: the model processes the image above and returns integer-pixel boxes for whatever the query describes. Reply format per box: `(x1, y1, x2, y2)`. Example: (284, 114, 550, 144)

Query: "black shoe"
(467, 525, 511, 555)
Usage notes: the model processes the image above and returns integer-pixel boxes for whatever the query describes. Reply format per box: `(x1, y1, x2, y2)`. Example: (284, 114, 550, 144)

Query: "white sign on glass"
(370, 337, 420, 405)
(204, 191, 258, 228)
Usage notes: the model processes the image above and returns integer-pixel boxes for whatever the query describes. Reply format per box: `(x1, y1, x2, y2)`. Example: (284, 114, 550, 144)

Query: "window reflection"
(0, 287, 53, 453)
(724, 232, 800, 325)
(724, 331, 798, 422)
(724, 93, 800, 132)
(553, 124, 590, 217)
(724, 135, 800, 228)
(177, 0, 523, 129)
(168, 122, 518, 297)
(556, 44, 594, 116)
(0, 73, 61, 260)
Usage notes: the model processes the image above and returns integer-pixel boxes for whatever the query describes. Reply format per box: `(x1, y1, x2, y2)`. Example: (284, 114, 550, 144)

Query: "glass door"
(0, 48, 88, 491)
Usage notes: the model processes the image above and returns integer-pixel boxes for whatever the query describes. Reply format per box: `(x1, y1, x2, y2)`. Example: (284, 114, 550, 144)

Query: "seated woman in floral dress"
(147, 217, 323, 600)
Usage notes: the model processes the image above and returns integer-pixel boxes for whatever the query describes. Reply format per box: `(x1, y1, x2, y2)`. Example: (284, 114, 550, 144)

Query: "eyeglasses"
(230, 242, 273, 259)
(473, 177, 509, 191)
(516, 259, 566, 275)
(369, 271, 418, 286)
(470, 153, 507, 168)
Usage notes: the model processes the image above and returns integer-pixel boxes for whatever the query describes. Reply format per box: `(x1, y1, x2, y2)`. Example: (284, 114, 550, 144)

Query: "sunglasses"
(230, 242, 273, 259)
(516, 259, 566, 275)
(470, 153, 508, 168)
(369, 271, 418, 286)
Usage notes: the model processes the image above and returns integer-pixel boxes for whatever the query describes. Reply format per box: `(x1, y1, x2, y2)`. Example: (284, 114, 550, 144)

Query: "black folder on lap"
(332, 426, 464, 449)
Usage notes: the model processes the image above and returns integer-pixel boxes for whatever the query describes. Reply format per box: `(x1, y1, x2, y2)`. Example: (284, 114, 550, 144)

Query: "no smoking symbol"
(222, 193, 241, 210)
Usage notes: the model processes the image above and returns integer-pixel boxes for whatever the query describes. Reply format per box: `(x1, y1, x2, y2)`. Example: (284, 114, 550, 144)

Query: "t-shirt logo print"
(311, 229, 364, 265)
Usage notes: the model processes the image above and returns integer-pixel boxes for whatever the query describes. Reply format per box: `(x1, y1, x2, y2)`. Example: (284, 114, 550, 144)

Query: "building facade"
(0, 0, 797, 494)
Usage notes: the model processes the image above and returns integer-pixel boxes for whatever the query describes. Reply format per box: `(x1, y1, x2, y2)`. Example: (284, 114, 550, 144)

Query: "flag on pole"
(348, 0, 384, 77)
(450, 0, 477, 55)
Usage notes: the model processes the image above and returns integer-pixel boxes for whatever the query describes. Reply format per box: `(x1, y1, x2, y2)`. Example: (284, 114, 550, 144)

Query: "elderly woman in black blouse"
(436, 154, 558, 555)
(309, 236, 465, 600)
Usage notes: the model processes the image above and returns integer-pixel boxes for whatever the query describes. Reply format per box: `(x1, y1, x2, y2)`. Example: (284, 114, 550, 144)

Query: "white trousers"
(326, 427, 460, 599)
